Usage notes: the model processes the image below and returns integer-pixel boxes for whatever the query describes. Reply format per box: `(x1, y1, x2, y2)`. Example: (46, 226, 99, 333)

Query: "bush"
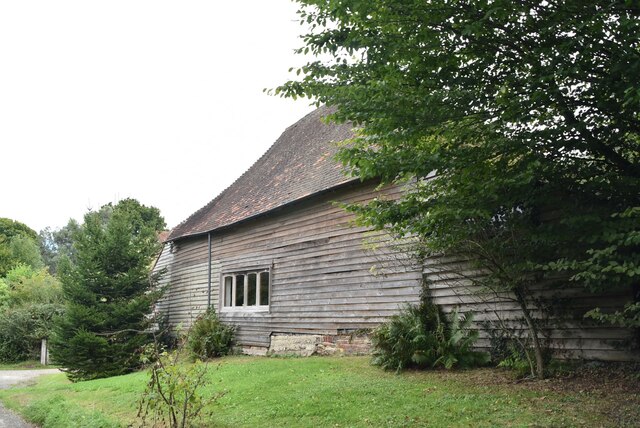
(485, 322, 554, 378)
(0, 303, 64, 362)
(4, 264, 63, 306)
(371, 303, 439, 371)
(138, 341, 225, 428)
(434, 308, 490, 369)
(0, 278, 9, 309)
(0, 264, 64, 363)
(371, 301, 488, 372)
(187, 308, 235, 360)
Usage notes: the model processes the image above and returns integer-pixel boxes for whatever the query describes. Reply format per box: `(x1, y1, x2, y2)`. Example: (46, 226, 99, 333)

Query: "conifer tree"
(51, 200, 164, 381)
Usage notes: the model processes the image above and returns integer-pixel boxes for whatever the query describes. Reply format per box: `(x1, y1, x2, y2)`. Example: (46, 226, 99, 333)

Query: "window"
(221, 269, 270, 312)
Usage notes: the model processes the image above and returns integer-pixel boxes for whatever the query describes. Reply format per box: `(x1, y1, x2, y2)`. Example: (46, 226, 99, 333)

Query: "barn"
(154, 107, 637, 359)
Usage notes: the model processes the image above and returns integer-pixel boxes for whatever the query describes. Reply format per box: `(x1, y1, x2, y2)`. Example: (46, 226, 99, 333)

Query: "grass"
(0, 360, 54, 370)
(0, 356, 637, 427)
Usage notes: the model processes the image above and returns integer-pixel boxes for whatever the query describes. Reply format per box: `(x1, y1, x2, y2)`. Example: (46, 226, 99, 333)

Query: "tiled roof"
(158, 230, 171, 243)
(167, 107, 356, 241)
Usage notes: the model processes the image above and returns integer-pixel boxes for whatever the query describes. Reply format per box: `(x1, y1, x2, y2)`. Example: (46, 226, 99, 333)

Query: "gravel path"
(0, 404, 35, 428)
(0, 369, 61, 428)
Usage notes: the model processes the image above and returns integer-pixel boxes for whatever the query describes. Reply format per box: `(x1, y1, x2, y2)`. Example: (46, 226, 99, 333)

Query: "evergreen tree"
(50, 200, 164, 381)
(0, 218, 41, 276)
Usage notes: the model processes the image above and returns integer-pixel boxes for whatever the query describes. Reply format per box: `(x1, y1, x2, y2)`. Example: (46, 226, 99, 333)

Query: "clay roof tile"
(167, 106, 356, 241)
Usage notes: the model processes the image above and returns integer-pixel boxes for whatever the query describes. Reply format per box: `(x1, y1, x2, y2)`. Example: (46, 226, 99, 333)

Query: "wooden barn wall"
(158, 182, 422, 346)
(154, 236, 211, 327)
(215, 182, 421, 347)
(152, 242, 175, 318)
(154, 181, 636, 361)
(423, 255, 638, 361)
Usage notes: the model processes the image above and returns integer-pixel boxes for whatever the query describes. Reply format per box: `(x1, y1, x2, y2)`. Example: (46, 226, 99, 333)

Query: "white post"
(40, 339, 48, 365)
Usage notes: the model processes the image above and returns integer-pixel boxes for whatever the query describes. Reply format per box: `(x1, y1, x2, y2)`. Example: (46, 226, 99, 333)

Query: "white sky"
(0, 1, 316, 232)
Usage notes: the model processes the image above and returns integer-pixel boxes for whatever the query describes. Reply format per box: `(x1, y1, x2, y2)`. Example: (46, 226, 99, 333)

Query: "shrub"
(0, 278, 9, 309)
(371, 301, 487, 372)
(497, 345, 538, 379)
(485, 321, 553, 378)
(0, 264, 64, 363)
(371, 303, 439, 371)
(434, 308, 489, 369)
(187, 308, 235, 360)
(138, 339, 225, 428)
(4, 264, 63, 306)
(0, 303, 64, 362)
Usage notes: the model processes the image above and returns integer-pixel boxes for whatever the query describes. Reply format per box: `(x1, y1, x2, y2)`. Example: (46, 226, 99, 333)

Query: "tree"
(109, 198, 166, 233)
(9, 235, 44, 270)
(39, 199, 164, 276)
(0, 218, 43, 276)
(3, 264, 62, 306)
(50, 199, 165, 381)
(0, 218, 38, 242)
(277, 1, 639, 377)
(39, 219, 81, 275)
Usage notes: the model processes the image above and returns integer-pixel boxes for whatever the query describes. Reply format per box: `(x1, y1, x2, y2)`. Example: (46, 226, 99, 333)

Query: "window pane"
(259, 271, 269, 306)
(247, 273, 257, 306)
(235, 274, 245, 307)
(224, 276, 232, 307)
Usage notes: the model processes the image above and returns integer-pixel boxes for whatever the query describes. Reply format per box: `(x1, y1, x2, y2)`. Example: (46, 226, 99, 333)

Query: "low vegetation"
(371, 300, 488, 372)
(138, 342, 224, 428)
(136, 313, 234, 428)
(0, 356, 638, 428)
(0, 264, 63, 363)
(186, 308, 235, 361)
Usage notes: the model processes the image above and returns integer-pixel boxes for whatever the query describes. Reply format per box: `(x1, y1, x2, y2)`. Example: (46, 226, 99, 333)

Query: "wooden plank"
(158, 181, 635, 361)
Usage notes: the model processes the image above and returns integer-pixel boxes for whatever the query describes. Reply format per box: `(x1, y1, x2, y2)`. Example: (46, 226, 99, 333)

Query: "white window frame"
(220, 268, 270, 313)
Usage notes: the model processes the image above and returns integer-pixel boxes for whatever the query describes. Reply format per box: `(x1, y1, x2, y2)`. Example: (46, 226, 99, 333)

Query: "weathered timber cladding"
(156, 237, 211, 327)
(423, 254, 638, 361)
(158, 181, 422, 346)
(216, 182, 421, 346)
(155, 179, 637, 360)
(152, 242, 174, 317)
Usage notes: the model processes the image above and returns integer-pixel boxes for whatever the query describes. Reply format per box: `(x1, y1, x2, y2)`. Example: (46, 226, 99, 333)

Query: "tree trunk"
(514, 288, 545, 379)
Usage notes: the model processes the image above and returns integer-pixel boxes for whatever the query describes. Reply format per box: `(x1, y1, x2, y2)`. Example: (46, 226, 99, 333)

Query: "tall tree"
(39, 219, 82, 275)
(0, 218, 42, 275)
(0, 218, 38, 242)
(9, 235, 44, 270)
(39, 199, 164, 276)
(50, 199, 165, 381)
(277, 1, 639, 376)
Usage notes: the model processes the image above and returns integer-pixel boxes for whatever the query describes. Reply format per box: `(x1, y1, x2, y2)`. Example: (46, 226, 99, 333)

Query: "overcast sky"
(0, 1, 316, 232)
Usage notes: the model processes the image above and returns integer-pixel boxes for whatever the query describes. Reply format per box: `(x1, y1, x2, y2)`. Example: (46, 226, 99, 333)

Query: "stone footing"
(243, 333, 371, 357)
(242, 345, 268, 356)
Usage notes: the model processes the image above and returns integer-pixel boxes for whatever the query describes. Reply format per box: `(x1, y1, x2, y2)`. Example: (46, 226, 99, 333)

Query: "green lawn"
(0, 356, 636, 427)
